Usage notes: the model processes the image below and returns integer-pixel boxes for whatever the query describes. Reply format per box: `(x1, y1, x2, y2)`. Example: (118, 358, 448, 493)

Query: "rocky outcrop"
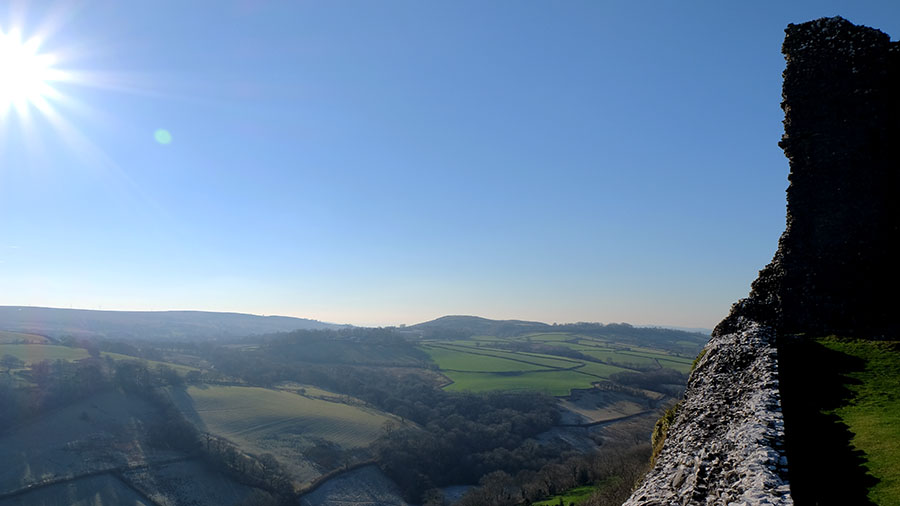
(625, 17, 898, 505)
(623, 320, 791, 506)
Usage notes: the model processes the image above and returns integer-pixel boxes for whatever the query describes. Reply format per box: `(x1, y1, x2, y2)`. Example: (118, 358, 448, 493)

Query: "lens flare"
(154, 128, 172, 145)
(0, 27, 66, 117)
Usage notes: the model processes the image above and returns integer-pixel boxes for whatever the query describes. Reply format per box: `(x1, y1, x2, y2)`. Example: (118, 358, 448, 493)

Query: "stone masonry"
(625, 17, 897, 505)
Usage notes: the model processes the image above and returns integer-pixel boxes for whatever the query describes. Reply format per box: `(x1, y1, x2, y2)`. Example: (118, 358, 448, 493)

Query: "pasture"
(533, 485, 597, 505)
(421, 331, 695, 396)
(169, 385, 399, 486)
(0, 344, 88, 364)
(0, 344, 200, 377)
(818, 337, 900, 505)
(0, 330, 50, 344)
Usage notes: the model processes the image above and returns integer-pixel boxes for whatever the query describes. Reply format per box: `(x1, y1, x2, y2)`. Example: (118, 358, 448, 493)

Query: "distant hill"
(407, 315, 552, 338)
(0, 306, 342, 341)
(408, 315, 709, 354)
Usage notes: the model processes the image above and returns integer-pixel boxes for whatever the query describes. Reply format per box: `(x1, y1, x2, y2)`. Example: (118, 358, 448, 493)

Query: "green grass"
(533, 485, 597, 505)
(657, 357, 693, 374)
(423, 332, 696, 396)
(169, 385, 399, 485)
(421, 345, 557, 372)
(443, 370, 598, 395)
(0, 343, 88, 364)
(572, 361, 633, 378)
(423, 343, 580, 369)
(523, 332, 583, 342)
(0, 344, 200, 375)
(102, 352, 200, 374)
(0, 330, 49, 344)
(818, 337, 900, 505)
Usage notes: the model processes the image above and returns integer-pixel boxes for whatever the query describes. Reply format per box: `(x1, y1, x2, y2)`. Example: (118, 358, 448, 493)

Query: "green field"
(0, 330, 50, 344)
(169, 385, 399, 486)
(0, 344, 200, 376)
(421, 332, 694, 396)
(424, 343, 579, 371)
(444, 370, 601, 395)
(533, 485, 597, 505)
(819, 337, 900, 505)
(657, 357, 693, 374)
(0, 343, 88, 364)
(422, 345, 559, 372)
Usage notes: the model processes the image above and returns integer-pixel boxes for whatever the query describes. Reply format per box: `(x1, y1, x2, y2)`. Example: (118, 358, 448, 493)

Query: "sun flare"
(0, 27, 65, 116)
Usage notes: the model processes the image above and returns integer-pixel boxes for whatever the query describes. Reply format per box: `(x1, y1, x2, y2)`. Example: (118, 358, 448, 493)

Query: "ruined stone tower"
(625, 17, 899, 505)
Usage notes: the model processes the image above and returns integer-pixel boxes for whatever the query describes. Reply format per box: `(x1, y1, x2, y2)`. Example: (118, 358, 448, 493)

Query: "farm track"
(0, 455, 193, 503)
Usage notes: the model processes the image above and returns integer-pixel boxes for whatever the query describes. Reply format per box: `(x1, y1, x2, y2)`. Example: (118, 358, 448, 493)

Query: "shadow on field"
(166, 386, 207, 432)
(777, 336, 877, 505)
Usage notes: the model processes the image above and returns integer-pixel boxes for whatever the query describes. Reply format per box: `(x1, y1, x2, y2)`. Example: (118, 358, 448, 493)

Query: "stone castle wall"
(625, 18, 897, 505)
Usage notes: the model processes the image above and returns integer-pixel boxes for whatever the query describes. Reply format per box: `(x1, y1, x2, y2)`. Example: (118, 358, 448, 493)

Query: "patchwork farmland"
(420, 332, 695, 396)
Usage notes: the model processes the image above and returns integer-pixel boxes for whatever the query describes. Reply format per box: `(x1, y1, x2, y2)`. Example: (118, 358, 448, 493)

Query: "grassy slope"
(171, 385, 398, 486)
(0, 330, 50, 344)
(0, 344, 88, 363)
(818, 337, 900, 505)
(0, 344, 199, 375)
(421, 345, 559, 372)
(533, 485, 597, 505)
(444, 370, 599, 395)
(422, 332, 690, 395)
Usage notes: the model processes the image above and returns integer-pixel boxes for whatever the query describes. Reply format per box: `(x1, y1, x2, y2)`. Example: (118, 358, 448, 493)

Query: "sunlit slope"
(819, 337, 900, 505)
(421, 332, 694, 395)
(0, 343, 199, 374)
(169, 385, 399, 486)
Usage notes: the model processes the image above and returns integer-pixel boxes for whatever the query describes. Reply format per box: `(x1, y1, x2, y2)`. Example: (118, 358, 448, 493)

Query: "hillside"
(0, 389, 259, 506)
(168, 384, 400, 488)
(0, 306, 341, 341)
(408, 315, 552, 337)
(409, 315, 708, 353)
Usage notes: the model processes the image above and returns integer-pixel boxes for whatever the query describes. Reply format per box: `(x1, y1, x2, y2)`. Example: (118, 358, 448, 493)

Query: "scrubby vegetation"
(451, 444, 650, 506)
(649, 402, 680, 467)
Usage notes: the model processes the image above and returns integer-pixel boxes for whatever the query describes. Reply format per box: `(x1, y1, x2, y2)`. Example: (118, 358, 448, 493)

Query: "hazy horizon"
(3, 1, 898, 330)
(0, 304, 715, 333)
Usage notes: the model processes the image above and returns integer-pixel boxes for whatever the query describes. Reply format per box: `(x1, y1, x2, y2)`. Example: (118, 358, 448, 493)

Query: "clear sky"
(1, 1, 898, 328)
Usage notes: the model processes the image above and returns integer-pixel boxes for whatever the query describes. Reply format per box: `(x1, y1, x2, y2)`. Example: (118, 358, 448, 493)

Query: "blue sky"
(1, 1, 898, 327)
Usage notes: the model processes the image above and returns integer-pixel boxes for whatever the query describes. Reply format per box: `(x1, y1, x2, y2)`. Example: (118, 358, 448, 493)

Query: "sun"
(0, 27, 64, 116)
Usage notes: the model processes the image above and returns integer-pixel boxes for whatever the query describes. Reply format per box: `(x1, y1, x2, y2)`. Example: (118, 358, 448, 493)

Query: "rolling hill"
(0, 306, 342, 341)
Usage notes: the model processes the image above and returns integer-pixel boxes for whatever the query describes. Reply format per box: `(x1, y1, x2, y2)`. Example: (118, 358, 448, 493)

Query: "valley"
(0, 309, 708, 506)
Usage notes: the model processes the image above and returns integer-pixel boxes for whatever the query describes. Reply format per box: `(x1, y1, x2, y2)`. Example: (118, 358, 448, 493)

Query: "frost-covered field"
(169, 385, 400, 486)
(0, 390, 178, 495)
(299, 465, 409, 506)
